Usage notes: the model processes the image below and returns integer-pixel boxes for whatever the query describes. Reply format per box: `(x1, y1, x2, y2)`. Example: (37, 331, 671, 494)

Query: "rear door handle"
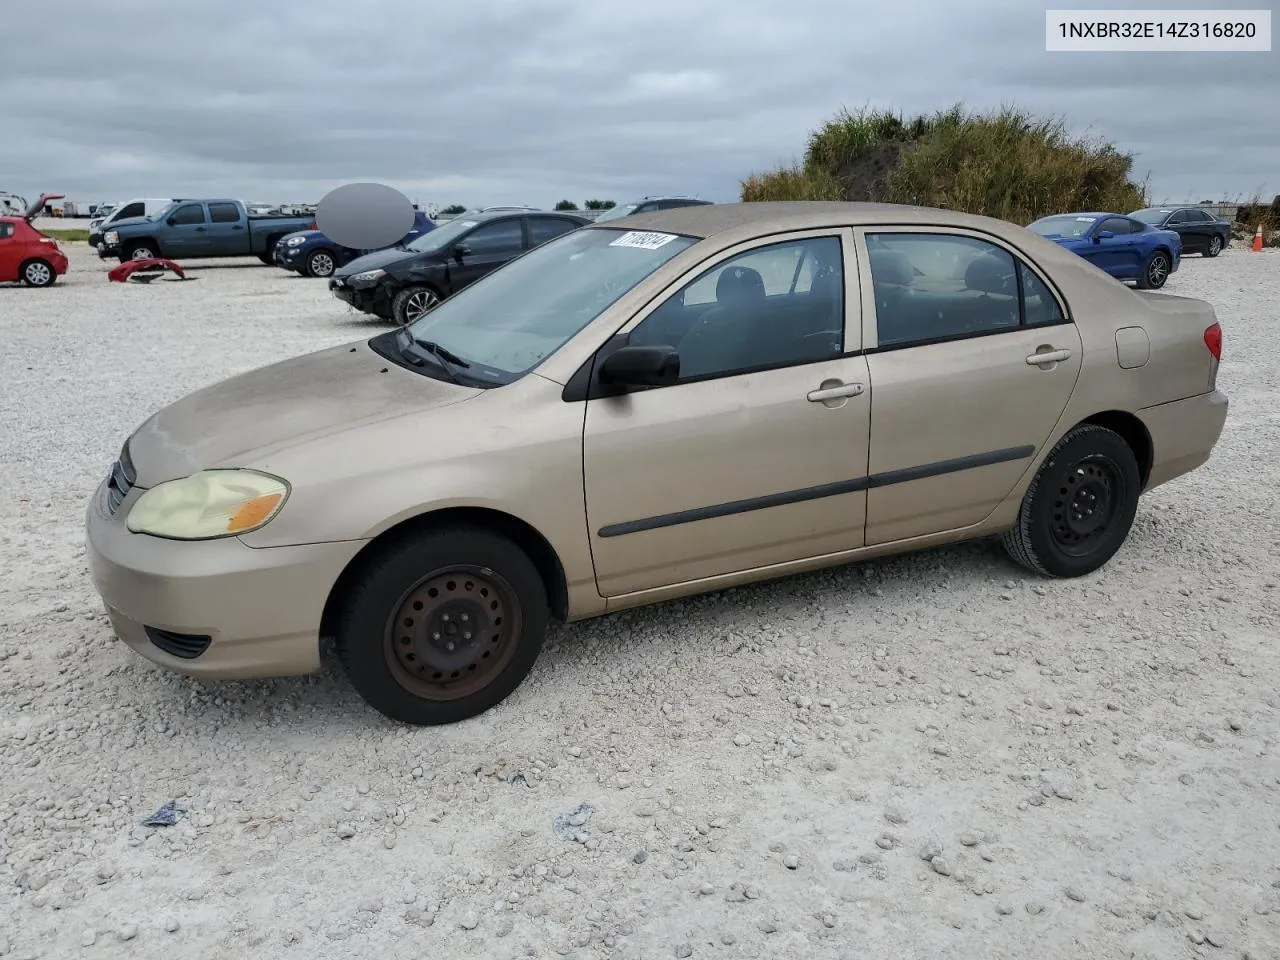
(807, 382, 864, 402)
(1026, 348, 1071, 366)
(195, 227, 206, 232)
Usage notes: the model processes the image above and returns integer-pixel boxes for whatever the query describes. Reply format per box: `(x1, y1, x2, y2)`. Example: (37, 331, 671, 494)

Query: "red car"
(0, 193, 69, 287)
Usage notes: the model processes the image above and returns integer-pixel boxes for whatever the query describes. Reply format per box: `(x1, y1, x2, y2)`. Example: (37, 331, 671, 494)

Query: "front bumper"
(85, 474, 366, 680)
(1138, 389, 1228, 491)
(328, 277, 389, 316)
(274, 243, 303, 271)
(98, 243, 120, 260)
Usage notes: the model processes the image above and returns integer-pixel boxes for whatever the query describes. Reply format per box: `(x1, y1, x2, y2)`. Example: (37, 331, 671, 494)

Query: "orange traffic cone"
(1252, 224, 1264, 252)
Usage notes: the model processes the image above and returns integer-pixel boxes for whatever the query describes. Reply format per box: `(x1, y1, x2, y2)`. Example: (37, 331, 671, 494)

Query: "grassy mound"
(741, 104, 1148, 225)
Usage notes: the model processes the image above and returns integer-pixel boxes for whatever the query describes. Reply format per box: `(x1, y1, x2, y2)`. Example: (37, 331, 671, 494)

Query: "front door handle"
(807, 381, 864, 402)
(1026, 348, 1071, 366)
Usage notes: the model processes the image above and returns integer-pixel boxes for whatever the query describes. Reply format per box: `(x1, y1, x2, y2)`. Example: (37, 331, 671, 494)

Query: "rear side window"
(168, 204, 206, 225)
(866, 232, 1064, 348)
(527, 216, 579, 247)
(0, 223, 13, 239)
(116, 202, 144, 219)
(208, 202, 240, 223)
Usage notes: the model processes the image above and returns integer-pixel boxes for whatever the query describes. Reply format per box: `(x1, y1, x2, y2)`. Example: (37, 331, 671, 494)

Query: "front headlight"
(126, 469, 290, 540)
(285, 236, 306, 246)
(104, 231, 119, 244)
(349, 268, 386, 287)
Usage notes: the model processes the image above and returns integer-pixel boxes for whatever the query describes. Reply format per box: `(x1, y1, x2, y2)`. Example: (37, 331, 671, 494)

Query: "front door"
(859, 230, 1082, 545)
(446, 217, 525, 293)
(583, 230, 872, 598)
(1090, 216, 1139, 276)
(162, 202, 212, 257)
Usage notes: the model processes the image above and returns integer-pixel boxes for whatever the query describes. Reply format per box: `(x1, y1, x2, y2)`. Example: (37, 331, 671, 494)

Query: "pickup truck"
(98, 199, 315, 264)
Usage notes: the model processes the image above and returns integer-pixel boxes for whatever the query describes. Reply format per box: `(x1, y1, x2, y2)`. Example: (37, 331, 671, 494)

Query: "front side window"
(461, 219, 523, 255)
(1097, 217, 1131, 235)
(405, 227, 696, 382)
(169, 204, 206, 225)
(628, 236, 845, 381)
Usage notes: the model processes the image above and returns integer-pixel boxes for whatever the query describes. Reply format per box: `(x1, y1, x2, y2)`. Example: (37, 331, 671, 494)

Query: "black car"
(329, 210, 589, 324)
(593, 196, 713, 222)
(1129, 206, 1231, 257)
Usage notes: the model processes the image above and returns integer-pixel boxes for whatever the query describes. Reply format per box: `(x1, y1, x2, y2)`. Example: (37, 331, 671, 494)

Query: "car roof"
(590, 201, 1066, 240)
(453, 209, 587, 223)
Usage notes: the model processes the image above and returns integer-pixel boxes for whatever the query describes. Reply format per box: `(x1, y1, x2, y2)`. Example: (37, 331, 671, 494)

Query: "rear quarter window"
(0, 223, 14, 239)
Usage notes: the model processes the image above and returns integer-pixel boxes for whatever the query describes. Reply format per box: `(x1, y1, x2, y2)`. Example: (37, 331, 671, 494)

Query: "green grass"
(40, 228, 91, 242)
(742, 103, 1149, 225)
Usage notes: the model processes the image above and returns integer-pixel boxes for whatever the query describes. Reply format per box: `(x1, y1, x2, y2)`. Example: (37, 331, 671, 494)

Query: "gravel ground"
(2, 243, 1279, 960)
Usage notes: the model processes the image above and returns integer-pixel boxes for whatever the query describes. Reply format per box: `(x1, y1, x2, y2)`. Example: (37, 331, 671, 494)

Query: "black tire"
(391, 284, 442, 325)
(1136, 250, 1171, 289)
(20, 259, 57, 287)
(124, 242, 158, 262)
(305, 249, 337, 278)
(1002, 424, 1141, 578)
(1205, 234, 1224, 258)
(334, 525, 549, 725)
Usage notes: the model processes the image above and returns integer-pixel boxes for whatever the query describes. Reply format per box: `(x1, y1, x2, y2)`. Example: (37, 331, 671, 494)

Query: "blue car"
(1026, 212, 1181, 289)
(273, 210, 436, 278)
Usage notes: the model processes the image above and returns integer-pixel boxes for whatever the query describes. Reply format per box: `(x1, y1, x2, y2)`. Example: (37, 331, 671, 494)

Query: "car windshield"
(1130, 208, 1173, 224)
(403, 216, 479, 252)
(405, 227, 697, 383)
(1027, 215, 1097, 238)
(147, 203, 177, 221)
(593, 203, 639, 222)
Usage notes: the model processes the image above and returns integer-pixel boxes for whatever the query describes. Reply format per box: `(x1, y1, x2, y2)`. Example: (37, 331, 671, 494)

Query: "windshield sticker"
(459, 220, 478, 228)
(609, 230, 679, 250)
(1075, 216, 1097, 222)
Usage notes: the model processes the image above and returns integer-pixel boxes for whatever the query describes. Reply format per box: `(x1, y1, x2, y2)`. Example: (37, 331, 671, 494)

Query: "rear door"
(0, 221, 17, 280)
(447, 217, 524, 292)
(858, 229, 1082, 544)
(163, 202, 212, 256)
(205, 202, 246, 256)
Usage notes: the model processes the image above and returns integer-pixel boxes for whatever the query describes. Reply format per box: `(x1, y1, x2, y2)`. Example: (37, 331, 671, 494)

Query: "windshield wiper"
(394, 328, 469, 383)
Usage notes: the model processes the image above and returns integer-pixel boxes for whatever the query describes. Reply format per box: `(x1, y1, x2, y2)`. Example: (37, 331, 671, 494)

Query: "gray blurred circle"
(316, 182, 415, 250)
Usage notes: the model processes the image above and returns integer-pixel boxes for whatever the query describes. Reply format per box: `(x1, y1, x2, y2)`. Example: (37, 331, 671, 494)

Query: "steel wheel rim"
(1209, 236, 1221, 255)
(1148, 255, 1168, 285)
(404, 290, 438, 323)
(130, 247, 152, 261)
(1050, 455, 1123, 556)
(26, 263, 51, 284)
(384, 565, 522, 701)
(310, 253, 334, 276)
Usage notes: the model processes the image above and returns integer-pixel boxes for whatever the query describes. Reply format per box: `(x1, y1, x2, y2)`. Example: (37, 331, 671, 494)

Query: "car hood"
(333, 247, 423, 277)
(124, 339, 479, 486)
(104, 216, 153, 232)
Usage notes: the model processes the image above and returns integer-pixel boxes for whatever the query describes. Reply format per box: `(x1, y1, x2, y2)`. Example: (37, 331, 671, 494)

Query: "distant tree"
(584, 199, 616, 210)
(441, 204, 467, 215)
(554, 199, 579, 211)
(602, 200, 616, 209)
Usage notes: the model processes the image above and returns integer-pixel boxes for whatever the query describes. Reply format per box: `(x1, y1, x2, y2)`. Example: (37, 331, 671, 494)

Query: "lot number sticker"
(609, 231, 678, 250)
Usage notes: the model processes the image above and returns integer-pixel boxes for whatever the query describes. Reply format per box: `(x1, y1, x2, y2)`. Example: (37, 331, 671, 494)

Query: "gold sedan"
(85, 202, 1229, 724)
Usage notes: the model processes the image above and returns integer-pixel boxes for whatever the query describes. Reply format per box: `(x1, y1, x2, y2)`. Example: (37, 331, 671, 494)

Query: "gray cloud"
(2, 0, 1275, 209)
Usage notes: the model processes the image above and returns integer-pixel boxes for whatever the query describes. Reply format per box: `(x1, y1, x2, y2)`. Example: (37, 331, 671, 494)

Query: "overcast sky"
(3, 0, 1275, 209)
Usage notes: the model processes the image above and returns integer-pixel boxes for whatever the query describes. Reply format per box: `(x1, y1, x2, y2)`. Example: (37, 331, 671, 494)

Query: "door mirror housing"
(453, 242, 471, 259)
(599, 344, 680, 388)
(167, 218, 178, 226)
(1095, 230, 1115, 241)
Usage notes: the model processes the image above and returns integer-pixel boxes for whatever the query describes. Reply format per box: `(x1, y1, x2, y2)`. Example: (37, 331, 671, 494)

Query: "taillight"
(1204, 322, 1222, 360)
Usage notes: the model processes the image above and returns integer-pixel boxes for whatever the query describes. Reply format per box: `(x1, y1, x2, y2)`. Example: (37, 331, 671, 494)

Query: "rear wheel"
(392, 285, 441, 325)
(1002, 424, 1141, 578)
(21, 259, 56, 287)
(1206, 234, 1223, 257)
(305, 249, 336, 277)
(1137, 250, 1170, 289)
(334, 526, 549, 725)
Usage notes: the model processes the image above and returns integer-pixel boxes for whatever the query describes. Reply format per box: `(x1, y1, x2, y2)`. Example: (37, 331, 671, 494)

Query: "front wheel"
(125, 243, 158, 262)
(392, 285, 441, 325)
(1002, 424, 1141, 578)
(305, 250, 336, 278)
(21, 259, 57, 287)
(334, 526, 549, 725)
(1137, 250, 1171, 289)
(1206, 235, 1223, 258)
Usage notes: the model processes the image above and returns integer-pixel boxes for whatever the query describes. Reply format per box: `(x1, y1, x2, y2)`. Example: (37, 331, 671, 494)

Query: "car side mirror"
(454, 242, 471, 259)
(599, 344, 680, 388)
(167, 218, 177, 226)
(1096, 230, 1114, 241)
